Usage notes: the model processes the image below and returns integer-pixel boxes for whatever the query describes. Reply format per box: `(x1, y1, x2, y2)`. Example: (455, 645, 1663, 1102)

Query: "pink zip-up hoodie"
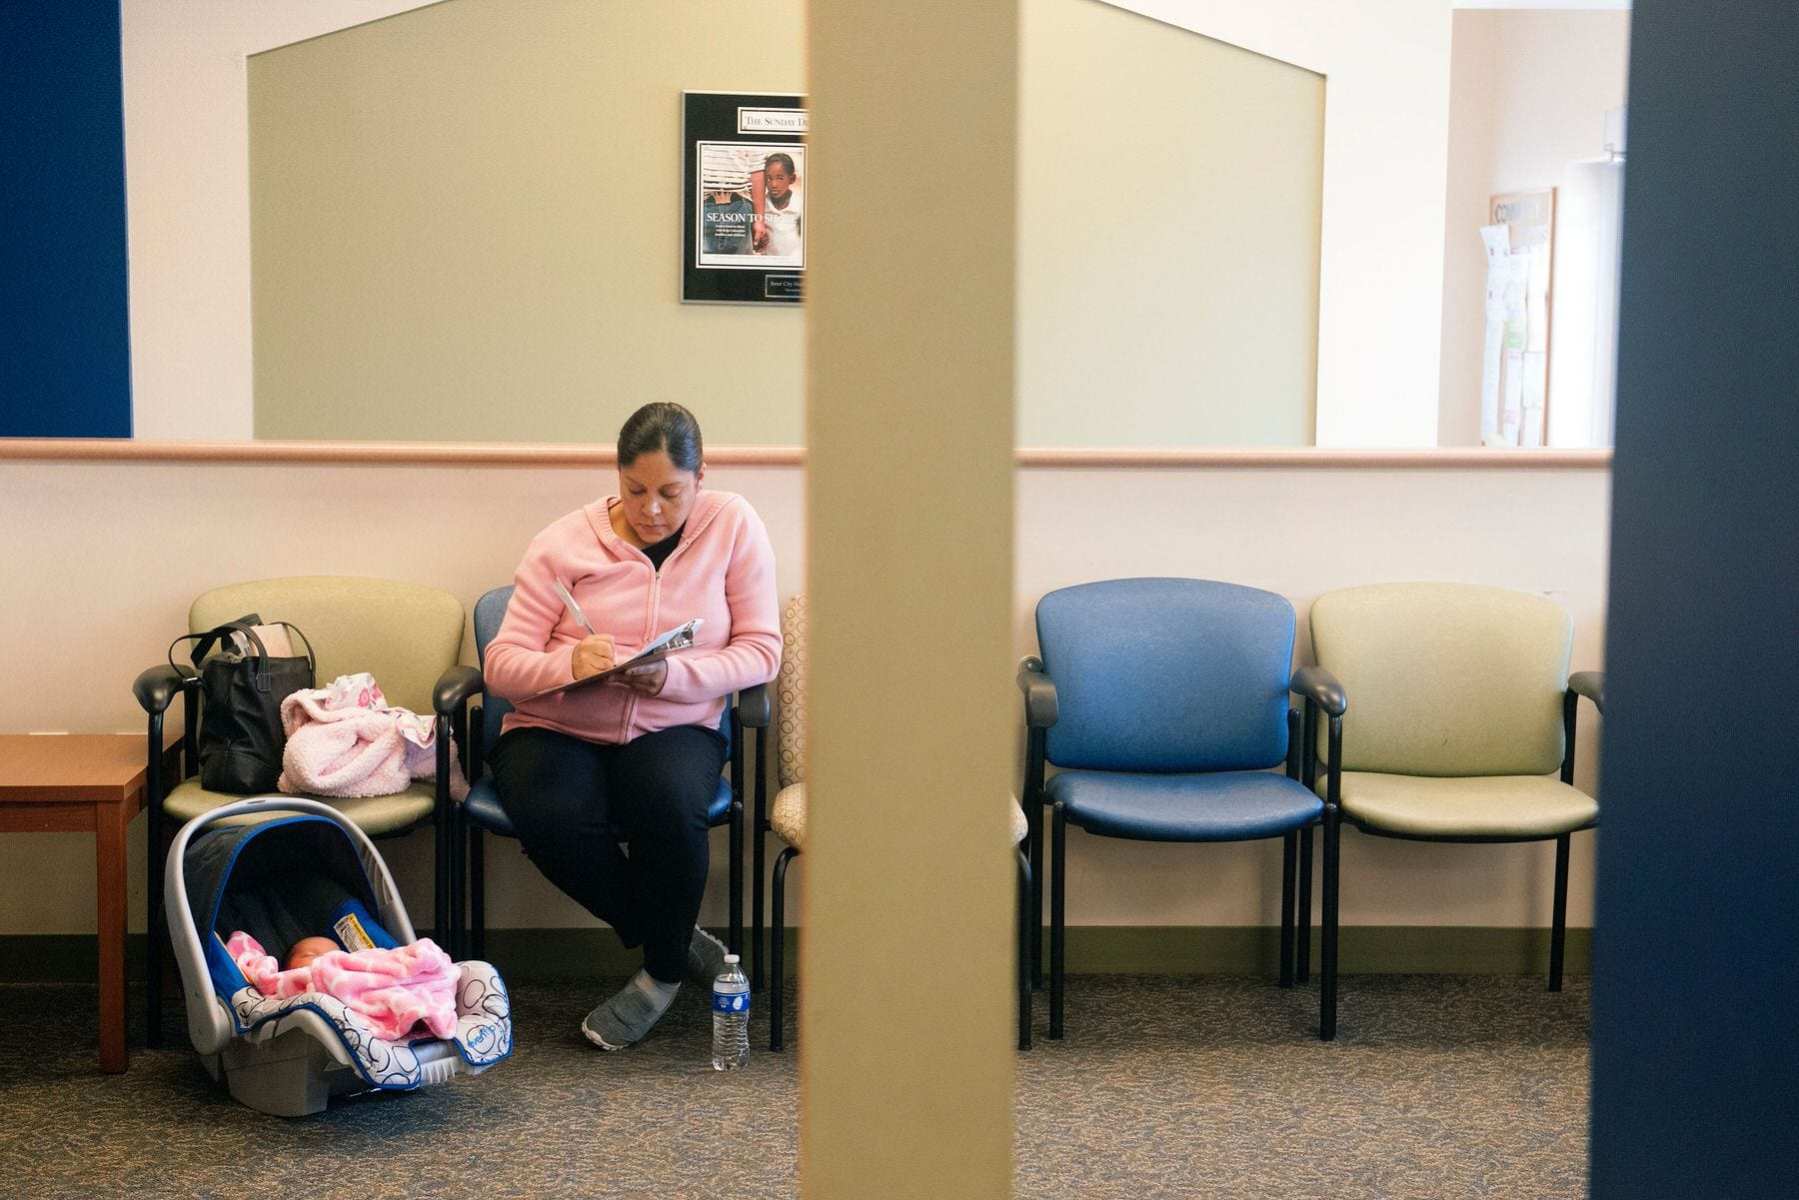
(486, 490, 781, 745)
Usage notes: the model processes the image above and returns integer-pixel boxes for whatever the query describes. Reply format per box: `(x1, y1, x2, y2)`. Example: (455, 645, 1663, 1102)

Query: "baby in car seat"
(226, 930, 462, 1041)
(285, 936, 339, 970)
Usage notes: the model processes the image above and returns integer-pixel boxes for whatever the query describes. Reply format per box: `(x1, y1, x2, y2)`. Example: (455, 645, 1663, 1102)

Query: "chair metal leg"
(147, 844, 165, 1040)
(1321, 807, 1341, 1041)
(728, 799, 744, 958)
(771, 846, 796, 1052)
(728, 710, 745, 960)
(1017, 847, 1033, 1051)
(1028, 799, 1044, 991)
(147, 848, 165, 1049)
(1280, 830, 1297, 988)
(752, 726, 768, 992)
(145, 712, 165, 1048)
(433, 806, 450, 952)
(469, 823, 486, 962)
(1050, 802, 1067, 1040)
(1297, 825, 1314, 984)
(1549, 832, 1570, 992)
(449, 810, 466, 963)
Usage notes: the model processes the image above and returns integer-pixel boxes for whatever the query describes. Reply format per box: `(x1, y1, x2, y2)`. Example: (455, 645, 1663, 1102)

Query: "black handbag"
(170, 615, 316, 795)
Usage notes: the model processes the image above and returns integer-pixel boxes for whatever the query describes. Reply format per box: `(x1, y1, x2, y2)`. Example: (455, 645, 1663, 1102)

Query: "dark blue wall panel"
(1591, 3, 1799, 1197)
(0, 0, 133, 437)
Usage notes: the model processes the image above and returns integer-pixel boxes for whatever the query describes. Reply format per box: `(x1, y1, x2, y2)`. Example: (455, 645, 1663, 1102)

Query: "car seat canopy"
(185, 816, 392, 970)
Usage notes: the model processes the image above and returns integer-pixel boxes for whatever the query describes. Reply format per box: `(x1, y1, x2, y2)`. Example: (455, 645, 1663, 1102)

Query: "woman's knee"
(611, 726, 727, 835)
(636, 778, 719, 841)
(492, 731, 606, 839)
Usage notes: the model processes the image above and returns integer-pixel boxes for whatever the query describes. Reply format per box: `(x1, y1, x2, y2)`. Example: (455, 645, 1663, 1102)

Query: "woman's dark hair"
(617, 402, 703, 471)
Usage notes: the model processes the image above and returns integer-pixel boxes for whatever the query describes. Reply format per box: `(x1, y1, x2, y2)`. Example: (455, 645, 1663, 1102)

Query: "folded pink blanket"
(278, 672, 468, 801)
(226, 931, 462, 1042)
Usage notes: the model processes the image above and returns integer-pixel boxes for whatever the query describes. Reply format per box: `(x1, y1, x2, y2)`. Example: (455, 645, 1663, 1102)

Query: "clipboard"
(523, 618, 704, 702)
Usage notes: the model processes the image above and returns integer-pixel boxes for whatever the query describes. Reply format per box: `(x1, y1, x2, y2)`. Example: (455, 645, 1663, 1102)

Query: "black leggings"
(490, 724, 727, 983)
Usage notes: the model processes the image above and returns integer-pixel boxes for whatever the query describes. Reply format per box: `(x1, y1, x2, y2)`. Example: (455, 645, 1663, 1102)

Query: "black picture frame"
(682, 91, 807, 305)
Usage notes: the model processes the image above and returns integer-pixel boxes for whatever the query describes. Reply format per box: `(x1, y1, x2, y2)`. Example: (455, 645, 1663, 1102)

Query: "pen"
(551, 579, 597, 636)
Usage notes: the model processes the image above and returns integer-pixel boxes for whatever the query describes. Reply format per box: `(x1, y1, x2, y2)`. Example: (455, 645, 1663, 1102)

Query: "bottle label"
(712, 989, 751, 1015)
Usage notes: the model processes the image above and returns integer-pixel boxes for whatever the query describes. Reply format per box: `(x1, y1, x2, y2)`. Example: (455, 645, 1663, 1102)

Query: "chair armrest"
(737, 682, 772, 728)
(1017, 656, 1059, 729)
(1290, 665, 1347, 718)
(433, 665, 485, 716)
(1569, 671, 1604, 713)
(133, 664, 191, 715)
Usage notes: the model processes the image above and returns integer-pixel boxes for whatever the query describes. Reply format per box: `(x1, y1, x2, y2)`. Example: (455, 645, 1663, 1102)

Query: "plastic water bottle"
(710, 955, 751, 1070)
(711, 953, 751, 1071)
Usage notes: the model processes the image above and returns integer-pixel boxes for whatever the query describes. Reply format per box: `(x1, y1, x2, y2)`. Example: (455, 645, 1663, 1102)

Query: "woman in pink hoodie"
(484, 403, 781, 1050)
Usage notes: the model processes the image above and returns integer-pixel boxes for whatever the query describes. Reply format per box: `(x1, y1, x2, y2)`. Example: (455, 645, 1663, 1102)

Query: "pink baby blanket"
(278, 672, 468, 801)
(225, 932, 462, 1042)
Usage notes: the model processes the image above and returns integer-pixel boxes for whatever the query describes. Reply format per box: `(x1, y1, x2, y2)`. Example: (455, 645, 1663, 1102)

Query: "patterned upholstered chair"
(132, 576, 467, 1047)
(1304, 582, 1603, 1020)
(1019, 578, 1338, 1039)
(764, 593, 1034, 1051)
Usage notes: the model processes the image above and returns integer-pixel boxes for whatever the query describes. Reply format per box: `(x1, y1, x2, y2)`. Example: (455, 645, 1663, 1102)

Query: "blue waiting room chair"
(434, 586, 769, 965)
(1019, 577, 1343, 1041)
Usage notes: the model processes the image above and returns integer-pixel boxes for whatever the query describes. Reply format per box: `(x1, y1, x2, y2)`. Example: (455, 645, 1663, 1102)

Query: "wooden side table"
(0, 733, 176, 1073)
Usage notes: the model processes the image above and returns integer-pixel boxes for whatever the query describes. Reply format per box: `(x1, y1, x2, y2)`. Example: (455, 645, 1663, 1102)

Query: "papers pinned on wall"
(1480, 190, 1555, 448)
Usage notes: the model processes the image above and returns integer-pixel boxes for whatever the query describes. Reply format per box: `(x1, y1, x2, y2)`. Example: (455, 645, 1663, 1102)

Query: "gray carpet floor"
(0, 974, 1589, 1199)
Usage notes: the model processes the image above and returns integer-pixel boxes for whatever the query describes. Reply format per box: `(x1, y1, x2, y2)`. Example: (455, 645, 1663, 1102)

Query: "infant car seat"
(166, 796, 512, 1116)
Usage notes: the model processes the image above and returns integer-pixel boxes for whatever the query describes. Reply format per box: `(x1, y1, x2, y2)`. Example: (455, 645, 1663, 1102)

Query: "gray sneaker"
(687, 926, 731, 986)
(581, 978, 678, 1051)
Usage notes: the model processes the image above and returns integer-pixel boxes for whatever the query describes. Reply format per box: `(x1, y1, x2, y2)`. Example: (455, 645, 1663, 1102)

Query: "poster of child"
(755, 150, 803, 266)
(683, 92, 806, 304)
(695, 142, 805, 270)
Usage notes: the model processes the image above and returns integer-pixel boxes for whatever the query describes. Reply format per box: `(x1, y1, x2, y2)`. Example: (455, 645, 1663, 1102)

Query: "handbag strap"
(169, 619, 273, 690)
(179, 618, 265, 668)
(168, 616, 316, 694)
(270, 621, 317, 677)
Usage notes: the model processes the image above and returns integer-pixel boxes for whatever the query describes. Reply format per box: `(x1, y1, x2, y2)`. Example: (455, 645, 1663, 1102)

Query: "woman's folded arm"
(659, 504, 782, 704)
(484, 540, 579, 701)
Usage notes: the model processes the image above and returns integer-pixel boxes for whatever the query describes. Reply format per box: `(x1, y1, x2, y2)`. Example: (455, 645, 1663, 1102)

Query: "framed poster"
(682, 91, 807, 304)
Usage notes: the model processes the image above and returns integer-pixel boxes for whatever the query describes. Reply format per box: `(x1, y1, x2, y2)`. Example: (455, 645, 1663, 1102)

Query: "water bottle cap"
(723, 954, 740, 964)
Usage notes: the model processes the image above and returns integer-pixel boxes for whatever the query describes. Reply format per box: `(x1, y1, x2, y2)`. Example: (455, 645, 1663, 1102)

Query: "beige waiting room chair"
(1299, 581, 1603, 1033)
(763, 593, 1033, 1050)
(133, 576, 466, 1046)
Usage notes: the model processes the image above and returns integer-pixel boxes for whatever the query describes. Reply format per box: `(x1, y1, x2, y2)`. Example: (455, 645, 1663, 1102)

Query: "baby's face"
(285, 936, 339, 971)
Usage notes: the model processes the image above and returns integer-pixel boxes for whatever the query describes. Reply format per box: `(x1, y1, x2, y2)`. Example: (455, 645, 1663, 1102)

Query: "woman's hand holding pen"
(571, 634, 616, 680)
(571, 634, 664, 695)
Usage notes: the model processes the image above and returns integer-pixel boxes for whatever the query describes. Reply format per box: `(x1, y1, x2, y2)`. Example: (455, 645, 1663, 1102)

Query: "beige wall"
(133, 0, 1453, 448)
(251, 0, 1323, 449)
(0, 459, 1606, 938)
(1437, 8, 1631, 446)
(248, 0, 807, 446)
(1019, 0, 1324, 446)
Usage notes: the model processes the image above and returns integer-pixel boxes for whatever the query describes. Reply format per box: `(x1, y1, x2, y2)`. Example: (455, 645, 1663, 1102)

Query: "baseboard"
(0, 926, 1590, 984)
(1056, 925, 1592, 976)
(0, 934, 152, 983)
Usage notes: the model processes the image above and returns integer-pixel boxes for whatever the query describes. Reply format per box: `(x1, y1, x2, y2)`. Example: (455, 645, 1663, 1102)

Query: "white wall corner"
(1102, 1, 1455, 446)
(119, 1, 438, 440)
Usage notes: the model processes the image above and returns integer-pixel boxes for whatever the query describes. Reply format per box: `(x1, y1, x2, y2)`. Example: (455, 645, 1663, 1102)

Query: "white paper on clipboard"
(523, 618, 705, 701)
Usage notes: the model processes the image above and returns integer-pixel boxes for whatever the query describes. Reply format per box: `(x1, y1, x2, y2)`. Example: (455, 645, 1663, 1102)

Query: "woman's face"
(618, 449, 702, 544)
